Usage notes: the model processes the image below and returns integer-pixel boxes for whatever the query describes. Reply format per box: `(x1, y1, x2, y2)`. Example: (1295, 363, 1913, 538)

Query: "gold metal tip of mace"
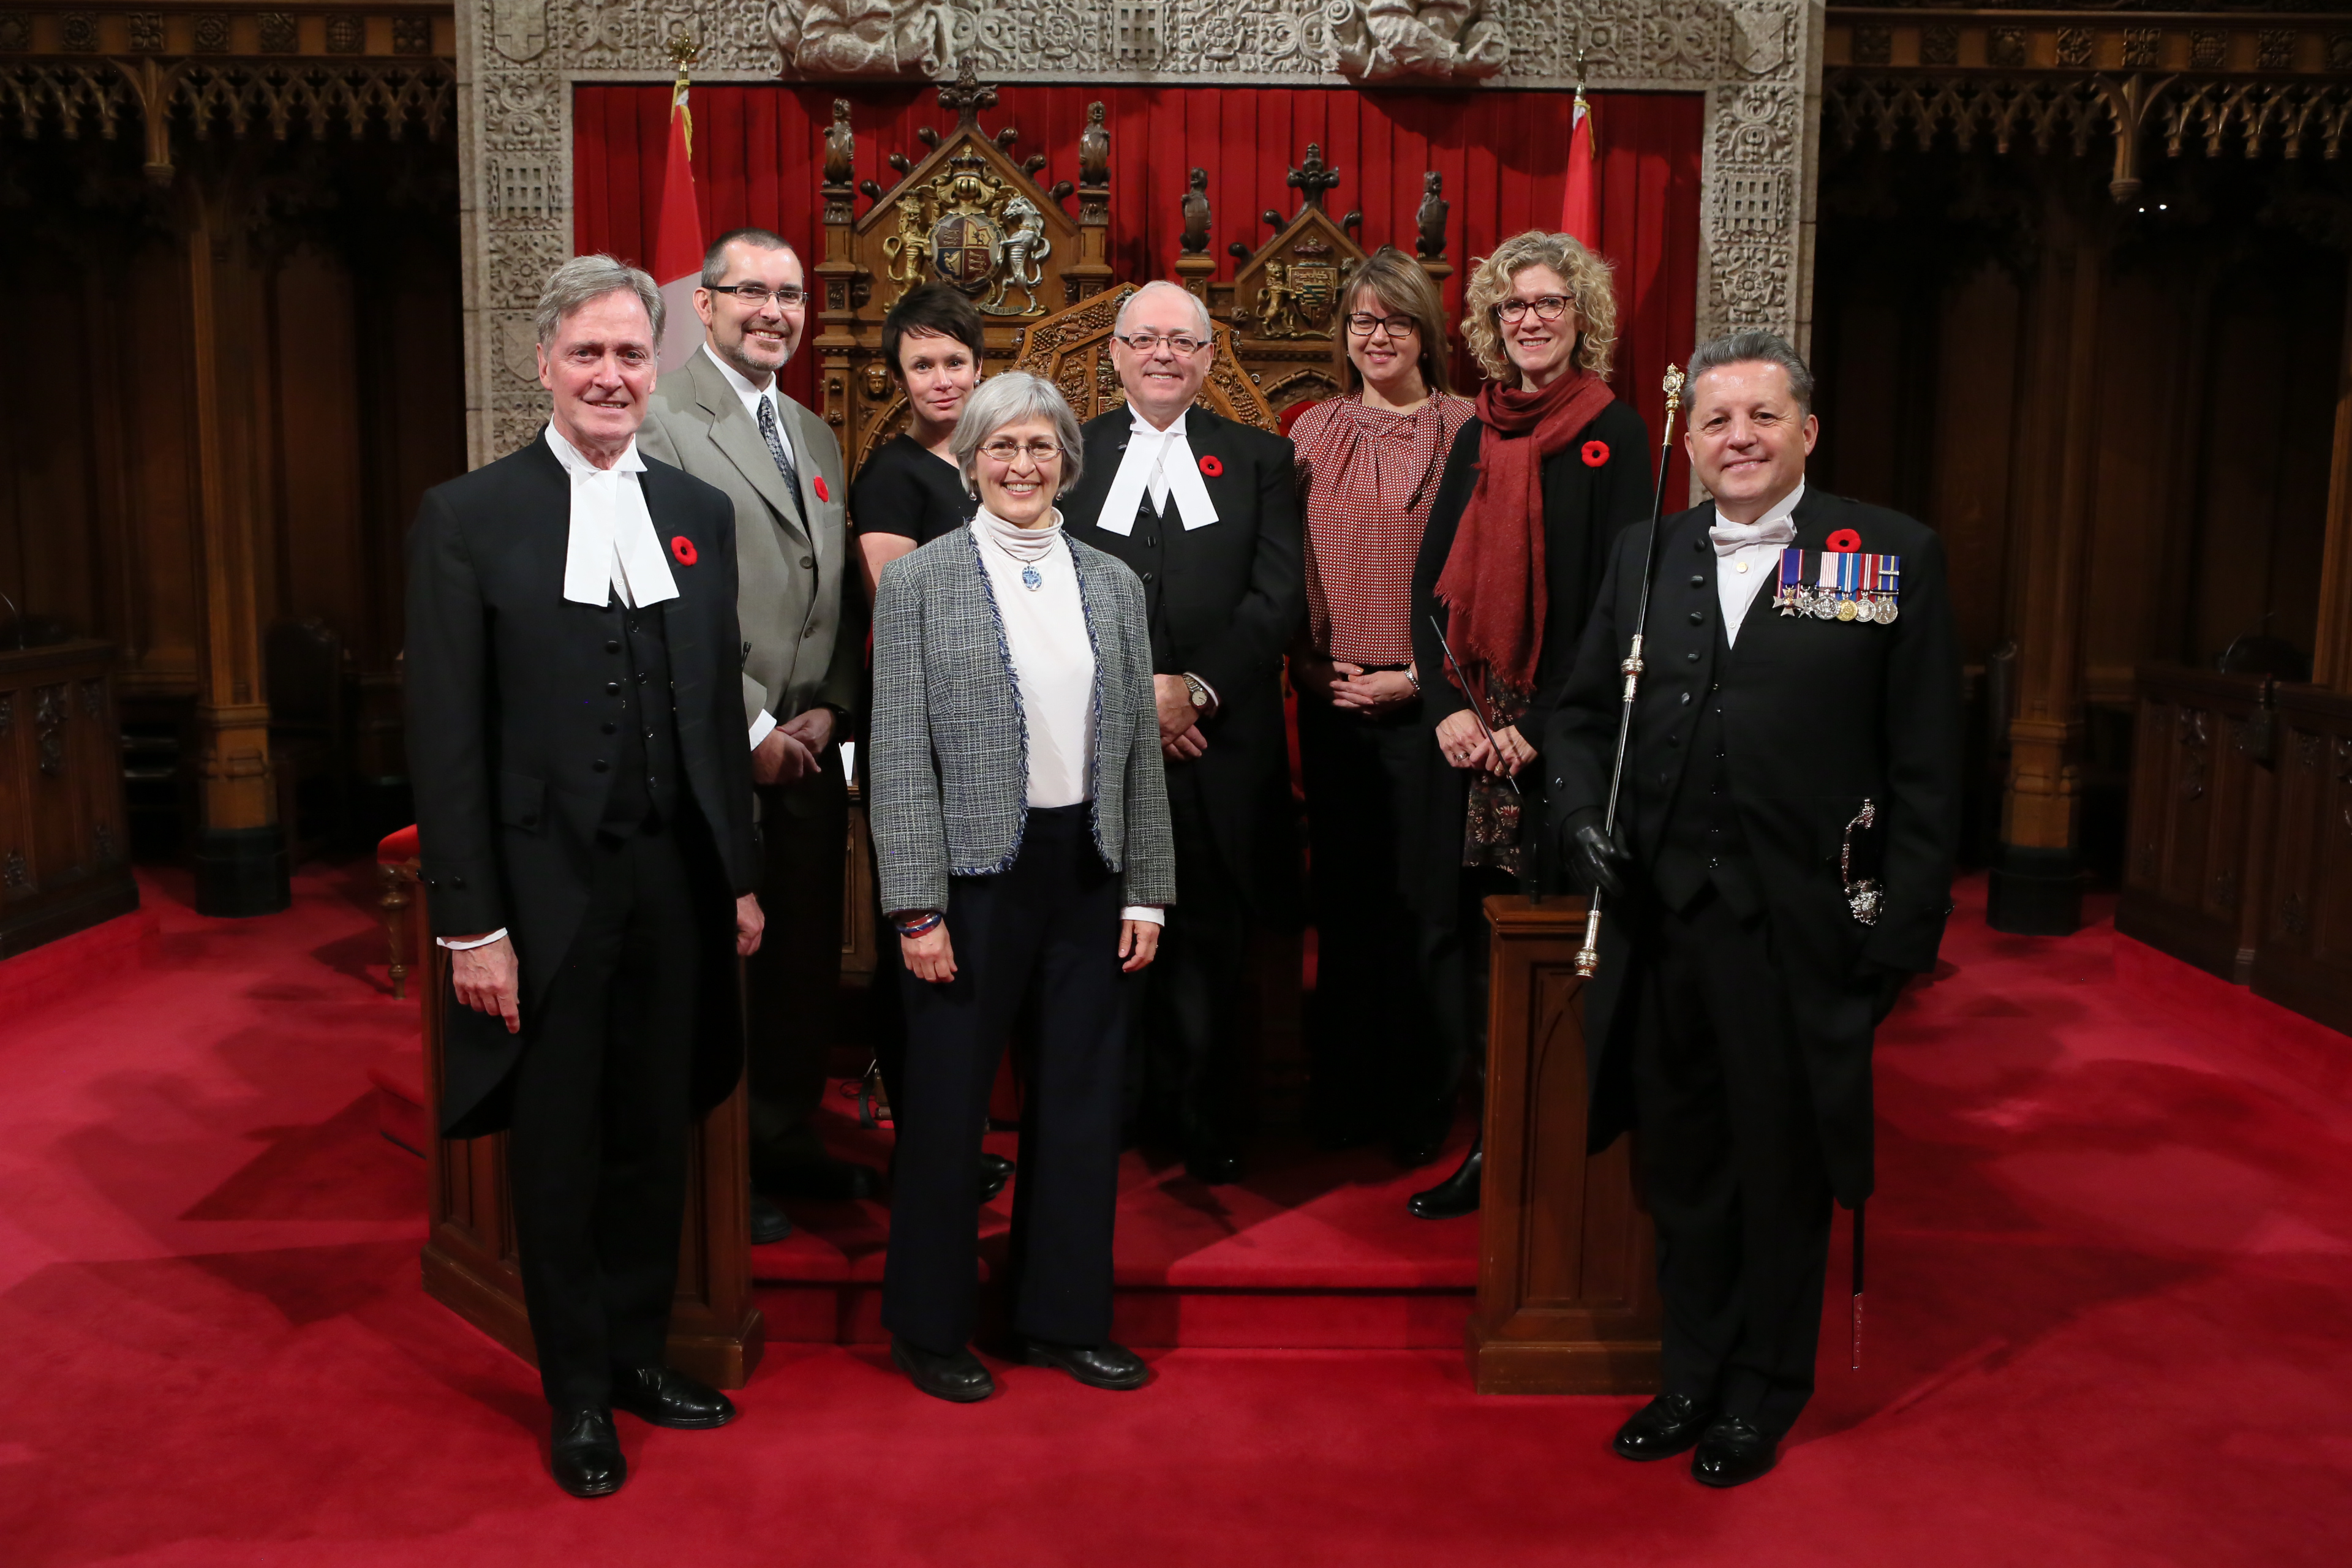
(1662, 363, 1684, 409)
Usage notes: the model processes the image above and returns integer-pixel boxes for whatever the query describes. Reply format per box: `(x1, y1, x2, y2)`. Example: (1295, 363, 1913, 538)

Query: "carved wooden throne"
(818, 67, 1115, 470)
(1174, 141, 1453, 421)
(1010, 282, 1276, 432)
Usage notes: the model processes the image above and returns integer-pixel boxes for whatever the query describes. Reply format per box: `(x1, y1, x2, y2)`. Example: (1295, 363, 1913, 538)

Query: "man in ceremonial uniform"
(1551, 331, 1961, 1486)
(638, 228, 873, 1242)
(1061, 280, 1303, 1182)
(407, 255, 763, 1496)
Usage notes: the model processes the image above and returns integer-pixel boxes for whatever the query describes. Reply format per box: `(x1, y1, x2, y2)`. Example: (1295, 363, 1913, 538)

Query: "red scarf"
(1436, 368, 1615, 699)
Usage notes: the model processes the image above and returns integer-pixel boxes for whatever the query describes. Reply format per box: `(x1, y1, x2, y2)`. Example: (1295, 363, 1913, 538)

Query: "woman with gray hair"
(868, 369, 1175, 1402)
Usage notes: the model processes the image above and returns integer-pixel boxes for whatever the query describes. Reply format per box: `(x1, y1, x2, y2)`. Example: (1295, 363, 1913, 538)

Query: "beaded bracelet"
(894, 911, 943, 938)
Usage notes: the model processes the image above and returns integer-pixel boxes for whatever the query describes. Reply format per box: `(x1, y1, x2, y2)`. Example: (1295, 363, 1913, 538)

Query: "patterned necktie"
(756, 395, 807, 523)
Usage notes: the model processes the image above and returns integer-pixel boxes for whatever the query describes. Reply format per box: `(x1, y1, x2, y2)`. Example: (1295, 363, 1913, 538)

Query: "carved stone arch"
(456, 1, 1818, 467)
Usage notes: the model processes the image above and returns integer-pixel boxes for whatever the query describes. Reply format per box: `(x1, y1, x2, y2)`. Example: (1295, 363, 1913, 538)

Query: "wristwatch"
(1182, 672, 1213, 713)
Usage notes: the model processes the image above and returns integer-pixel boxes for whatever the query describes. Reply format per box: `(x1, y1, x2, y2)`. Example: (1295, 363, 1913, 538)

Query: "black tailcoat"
(1545, 489, 1962, 1205)
(1060, 405, 1304, 908)
(404, 432, 761, 1137)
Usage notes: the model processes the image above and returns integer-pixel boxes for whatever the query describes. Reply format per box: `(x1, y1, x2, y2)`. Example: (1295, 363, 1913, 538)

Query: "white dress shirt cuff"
(437, 928, 509, 951)
(748, 710, 778, 750)
(1120, 906, 1166, 926)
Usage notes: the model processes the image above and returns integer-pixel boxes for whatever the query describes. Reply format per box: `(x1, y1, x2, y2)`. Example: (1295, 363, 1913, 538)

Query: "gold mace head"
(1662, 363, 1685, 412)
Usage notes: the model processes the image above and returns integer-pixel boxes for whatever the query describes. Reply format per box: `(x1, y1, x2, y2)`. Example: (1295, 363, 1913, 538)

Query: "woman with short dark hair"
(852, 283, 988, 601)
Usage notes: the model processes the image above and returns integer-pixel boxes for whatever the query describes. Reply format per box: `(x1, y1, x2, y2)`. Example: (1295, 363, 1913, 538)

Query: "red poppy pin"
(1580, 440, 1610, 468)
(1198, 454, 1224, 478)
(670, 535, 698, 566)
(1825, 528, 1863, 553)
(813, 475, 830, 502)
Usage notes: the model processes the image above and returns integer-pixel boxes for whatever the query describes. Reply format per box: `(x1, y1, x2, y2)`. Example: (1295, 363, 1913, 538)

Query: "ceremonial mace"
(1573, 364, 1686, 980)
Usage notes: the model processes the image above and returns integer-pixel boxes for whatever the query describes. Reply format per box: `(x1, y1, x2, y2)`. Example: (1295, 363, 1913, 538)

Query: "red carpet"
(1, 864, 2348, 1564)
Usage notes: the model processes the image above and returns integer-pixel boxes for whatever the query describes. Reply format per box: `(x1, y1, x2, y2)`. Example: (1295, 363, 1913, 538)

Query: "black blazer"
(404, 431, 760, 1137)
(1546, 488, 1963, 1205)
(1061, 405, 1303, 905)
(1411, 401, 1654, 873)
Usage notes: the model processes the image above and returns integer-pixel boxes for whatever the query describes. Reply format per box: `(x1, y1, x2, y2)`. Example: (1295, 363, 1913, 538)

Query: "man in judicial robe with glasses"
(1552, 330, 1961, 1487)
(1060, 281, 1303, 1183)
(406, 255, 764, 1498)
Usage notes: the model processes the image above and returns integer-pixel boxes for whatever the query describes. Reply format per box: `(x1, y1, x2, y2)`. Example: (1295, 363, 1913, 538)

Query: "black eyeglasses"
(707, 284, 807, 308)
(1343, 312, 1420, 337)
(1494, 295, 1572, 325)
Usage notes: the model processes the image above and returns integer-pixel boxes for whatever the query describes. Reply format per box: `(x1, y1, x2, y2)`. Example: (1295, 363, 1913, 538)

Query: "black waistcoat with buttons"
(1651, 612, 1762, 919)
(601, 601, 682, 834)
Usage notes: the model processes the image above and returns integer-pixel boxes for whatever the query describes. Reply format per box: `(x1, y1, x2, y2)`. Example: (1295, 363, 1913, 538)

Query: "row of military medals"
(1774, 547, 1902, 624)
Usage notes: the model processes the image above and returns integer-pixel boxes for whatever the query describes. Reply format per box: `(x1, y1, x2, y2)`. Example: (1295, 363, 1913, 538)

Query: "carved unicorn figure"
(989, 195, 1050, 315)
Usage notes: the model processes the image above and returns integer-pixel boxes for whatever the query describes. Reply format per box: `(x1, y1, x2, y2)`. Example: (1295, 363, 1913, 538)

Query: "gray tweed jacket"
(869, 524, 1176, 917)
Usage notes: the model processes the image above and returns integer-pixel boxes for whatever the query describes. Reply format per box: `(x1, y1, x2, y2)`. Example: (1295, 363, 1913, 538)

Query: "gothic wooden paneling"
(2117, 666, 2277, 983)
(0, 135, 463, 820)
(2254, 684, 2352, 1035)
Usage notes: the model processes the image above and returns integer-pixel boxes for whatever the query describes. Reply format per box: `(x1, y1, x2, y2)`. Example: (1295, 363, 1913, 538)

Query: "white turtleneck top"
(969, 505, 1161, 925)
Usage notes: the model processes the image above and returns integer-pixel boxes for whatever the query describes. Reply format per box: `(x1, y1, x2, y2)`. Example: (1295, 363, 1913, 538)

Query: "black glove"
(1569, 823, 1635, 902)
(1860, 961, 1908, 1026)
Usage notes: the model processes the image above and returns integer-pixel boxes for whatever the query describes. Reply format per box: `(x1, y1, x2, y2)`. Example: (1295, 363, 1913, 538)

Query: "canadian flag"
(652, 64, 705, 373)
(1559, 85, 1598, 247)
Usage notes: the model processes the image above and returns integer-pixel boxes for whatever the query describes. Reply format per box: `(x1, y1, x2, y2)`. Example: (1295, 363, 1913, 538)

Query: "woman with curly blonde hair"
(1403, 229, 1653, 1219)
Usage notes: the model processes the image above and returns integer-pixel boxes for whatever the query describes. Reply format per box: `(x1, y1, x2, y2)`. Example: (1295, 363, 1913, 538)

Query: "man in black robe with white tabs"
(405, 255, 764, 1499)
(1060, 281, 1303, 1183)
(1551, 330, 1961, 1487)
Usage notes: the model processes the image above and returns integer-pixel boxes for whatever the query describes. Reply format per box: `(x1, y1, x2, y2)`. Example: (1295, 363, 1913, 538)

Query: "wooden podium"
(397, 865, 764, 1387)
(1468, 894, 1660, 1393)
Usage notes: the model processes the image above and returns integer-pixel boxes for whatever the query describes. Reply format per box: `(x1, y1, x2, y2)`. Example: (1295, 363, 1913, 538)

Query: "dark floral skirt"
(1460, 679, 1533, 879)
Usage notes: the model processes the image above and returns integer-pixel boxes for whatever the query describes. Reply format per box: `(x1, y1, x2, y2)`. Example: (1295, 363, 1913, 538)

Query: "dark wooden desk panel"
(0, 639, 138, 957)
(1468, 894, 1659, 1395)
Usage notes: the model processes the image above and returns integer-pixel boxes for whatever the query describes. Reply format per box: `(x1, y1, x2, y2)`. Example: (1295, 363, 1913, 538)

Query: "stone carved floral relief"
(463, 0, 1812, 462)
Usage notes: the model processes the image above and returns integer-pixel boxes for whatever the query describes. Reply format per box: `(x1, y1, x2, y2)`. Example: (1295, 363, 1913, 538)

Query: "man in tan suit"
(638, 228, 870, 1239)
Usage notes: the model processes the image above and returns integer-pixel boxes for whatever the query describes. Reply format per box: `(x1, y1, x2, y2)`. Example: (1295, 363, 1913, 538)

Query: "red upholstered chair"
(377, 825, 421, 999)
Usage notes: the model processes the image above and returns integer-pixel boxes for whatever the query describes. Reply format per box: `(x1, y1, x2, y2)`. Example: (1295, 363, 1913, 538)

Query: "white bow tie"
(1708, 516, 1796, 557)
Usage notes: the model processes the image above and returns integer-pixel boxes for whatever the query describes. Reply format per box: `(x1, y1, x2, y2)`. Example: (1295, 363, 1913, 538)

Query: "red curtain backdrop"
(575, 84, 1700, 495)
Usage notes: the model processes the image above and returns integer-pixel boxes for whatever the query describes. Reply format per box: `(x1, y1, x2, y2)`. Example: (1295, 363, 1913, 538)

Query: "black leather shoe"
(1406, 1137, 1482, 1219)
(1691, 1415, 1779, 1487)
(1611, 1393, 1714, 1460)
(978, 1153, 1011, 1204)
(749, 1194, 793, 1245)
(891, 1336, 995, 1403)
(764, 1155, 883, 1202)
(611, 1365, 736, 1430)
(549, 1407, 625, 1498)
(1019, 1336, 1149, 1390)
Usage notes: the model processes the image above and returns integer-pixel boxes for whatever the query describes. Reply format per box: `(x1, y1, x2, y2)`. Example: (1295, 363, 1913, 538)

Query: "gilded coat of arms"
(914, 154, 1052, 317)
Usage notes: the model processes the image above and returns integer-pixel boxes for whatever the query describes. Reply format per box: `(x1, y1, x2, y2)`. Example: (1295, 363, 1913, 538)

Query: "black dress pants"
(883, 806, 1128, 1352)
(1629, 885, 1836, 1438)
(1295, 692, 1471, 1144)
(1128, 763, 1251, 1144)
(744, 748, 849, 1181)
(507, 815, 721, 1409)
